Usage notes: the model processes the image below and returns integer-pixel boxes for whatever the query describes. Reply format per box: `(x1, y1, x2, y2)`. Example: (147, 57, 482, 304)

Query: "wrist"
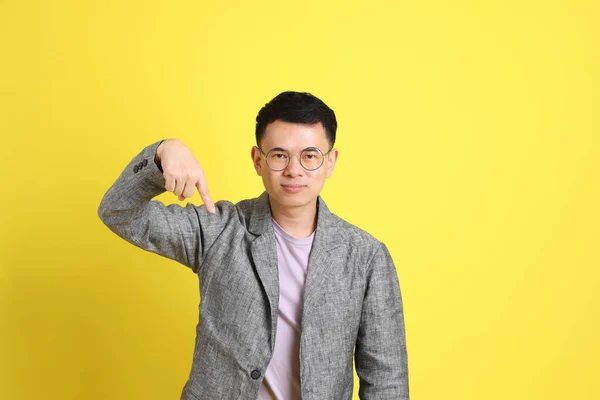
(155, 140, 167, 172)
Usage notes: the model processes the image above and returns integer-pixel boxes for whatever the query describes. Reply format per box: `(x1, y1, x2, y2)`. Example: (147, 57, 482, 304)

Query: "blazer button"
(133, 165, 139, 173)
(143, 159, 148, 167)
(250, 370, 261, 380)
(138, 162, 144, 169)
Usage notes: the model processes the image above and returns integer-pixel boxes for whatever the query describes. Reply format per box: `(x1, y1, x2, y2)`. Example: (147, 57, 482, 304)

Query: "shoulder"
(327, 213, 399, 284)
(219, 194, 269, 229)
(332, 214, 382, 247)
(324, 207, 387, 263)
(209, 194, 262, 217)
(233, 195, 263, 218)
(233, 196, 259, 214)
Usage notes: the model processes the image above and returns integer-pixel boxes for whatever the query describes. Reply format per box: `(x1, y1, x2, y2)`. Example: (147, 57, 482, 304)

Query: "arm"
(355, 243, 410, 399)
(97, 140, 231, 273)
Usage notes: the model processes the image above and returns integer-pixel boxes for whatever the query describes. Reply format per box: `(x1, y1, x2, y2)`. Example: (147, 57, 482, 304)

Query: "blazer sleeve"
(97, 140, 234, 273)
(355, 243, 410, 399)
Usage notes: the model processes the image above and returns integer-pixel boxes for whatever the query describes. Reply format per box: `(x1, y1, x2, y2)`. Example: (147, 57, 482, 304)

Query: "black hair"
(255, 91, 337, 147)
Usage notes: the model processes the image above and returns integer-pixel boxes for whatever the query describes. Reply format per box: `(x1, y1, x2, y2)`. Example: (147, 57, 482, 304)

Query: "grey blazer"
(98, 141, 409, 399)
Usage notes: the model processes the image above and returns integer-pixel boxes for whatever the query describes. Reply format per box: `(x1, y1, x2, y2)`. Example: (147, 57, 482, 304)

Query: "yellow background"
(1, 1, 598, 399)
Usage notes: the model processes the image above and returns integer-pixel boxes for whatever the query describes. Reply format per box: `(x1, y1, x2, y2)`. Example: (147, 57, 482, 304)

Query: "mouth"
(281, 184, 306, 193)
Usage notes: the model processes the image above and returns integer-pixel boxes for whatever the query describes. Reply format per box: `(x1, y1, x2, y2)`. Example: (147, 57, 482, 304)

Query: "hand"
(155, 139, 215, 213)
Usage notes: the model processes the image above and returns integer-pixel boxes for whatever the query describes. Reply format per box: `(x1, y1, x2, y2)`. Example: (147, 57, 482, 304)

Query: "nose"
(283, 154, 304, 177)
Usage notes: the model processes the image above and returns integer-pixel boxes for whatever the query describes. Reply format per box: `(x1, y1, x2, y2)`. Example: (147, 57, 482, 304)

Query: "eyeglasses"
(256, 146, 332, 171)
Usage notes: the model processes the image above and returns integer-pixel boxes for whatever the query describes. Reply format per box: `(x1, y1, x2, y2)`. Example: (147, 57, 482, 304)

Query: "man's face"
(251, 120, 338, 211)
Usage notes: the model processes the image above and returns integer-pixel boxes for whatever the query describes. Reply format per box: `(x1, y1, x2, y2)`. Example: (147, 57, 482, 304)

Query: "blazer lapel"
(248, 192, 279, 351)
(302, 197, 343, 310)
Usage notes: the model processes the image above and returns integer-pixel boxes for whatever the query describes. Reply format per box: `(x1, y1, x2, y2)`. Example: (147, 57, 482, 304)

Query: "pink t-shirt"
(257, 220, 314, 400)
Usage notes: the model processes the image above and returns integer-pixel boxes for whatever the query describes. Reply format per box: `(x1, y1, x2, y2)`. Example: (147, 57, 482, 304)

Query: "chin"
(271, 190, 315, 209)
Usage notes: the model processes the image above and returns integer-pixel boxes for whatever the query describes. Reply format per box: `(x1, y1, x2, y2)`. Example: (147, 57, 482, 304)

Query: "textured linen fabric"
(98, 141, 410, 400)
(257, 220, 314, 400)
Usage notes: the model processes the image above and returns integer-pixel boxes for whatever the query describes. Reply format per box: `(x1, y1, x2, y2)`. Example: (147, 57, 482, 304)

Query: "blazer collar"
(248, 191, 343, 251)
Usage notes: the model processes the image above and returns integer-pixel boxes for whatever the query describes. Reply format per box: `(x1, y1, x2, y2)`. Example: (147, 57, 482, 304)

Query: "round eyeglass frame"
(256, 146, 333, 171)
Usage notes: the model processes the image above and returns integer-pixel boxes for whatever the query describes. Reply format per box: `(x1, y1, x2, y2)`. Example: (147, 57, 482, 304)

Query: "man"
(98, 91, 409, 399)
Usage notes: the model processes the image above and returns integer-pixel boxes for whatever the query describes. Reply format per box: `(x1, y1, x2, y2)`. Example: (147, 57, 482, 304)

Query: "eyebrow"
(268, 146, 321, 152)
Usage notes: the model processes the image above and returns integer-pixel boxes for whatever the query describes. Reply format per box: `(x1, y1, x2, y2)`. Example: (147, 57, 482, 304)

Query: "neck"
(269, 198, 318, 239)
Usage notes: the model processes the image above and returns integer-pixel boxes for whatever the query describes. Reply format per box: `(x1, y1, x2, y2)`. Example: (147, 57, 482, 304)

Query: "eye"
(270, 151, 288, 160)
(302, 151, 320, 160)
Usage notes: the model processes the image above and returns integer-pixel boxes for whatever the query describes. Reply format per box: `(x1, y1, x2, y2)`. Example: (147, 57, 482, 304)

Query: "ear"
(251, 146, 263, 176)
(325, 149, 339, 178)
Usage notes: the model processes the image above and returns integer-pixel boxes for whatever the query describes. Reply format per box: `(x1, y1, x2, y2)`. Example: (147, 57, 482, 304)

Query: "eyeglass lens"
(266, 148, 324, 171)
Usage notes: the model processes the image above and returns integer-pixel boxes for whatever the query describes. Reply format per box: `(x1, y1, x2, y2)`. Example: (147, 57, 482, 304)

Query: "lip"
(281, 184, 306, 193)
